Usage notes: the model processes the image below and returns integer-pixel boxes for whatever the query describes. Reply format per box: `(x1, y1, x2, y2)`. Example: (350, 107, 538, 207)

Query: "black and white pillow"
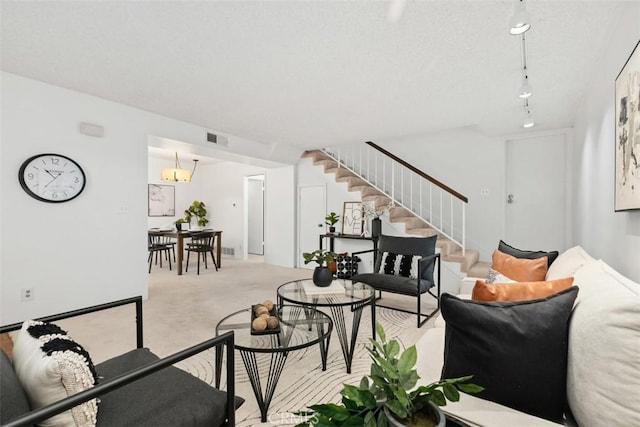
(378, 252, 421, 278)
(12, 320, 98, 427)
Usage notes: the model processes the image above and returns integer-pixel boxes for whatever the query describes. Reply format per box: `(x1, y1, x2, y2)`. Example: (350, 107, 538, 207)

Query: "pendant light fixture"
(161, 152, 199, 182)
(509, 0, 531, 35)
(522, 100, 535, 128)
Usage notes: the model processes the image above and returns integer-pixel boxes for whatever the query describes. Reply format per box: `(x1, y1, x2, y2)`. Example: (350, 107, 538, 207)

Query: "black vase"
(371, 218, 382, 238)
(313, 267, 333, 287)
(329, 226, 336, 234)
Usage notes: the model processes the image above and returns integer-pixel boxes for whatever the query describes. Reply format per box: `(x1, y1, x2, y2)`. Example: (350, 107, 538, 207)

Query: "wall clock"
(18, 153, 86, 203)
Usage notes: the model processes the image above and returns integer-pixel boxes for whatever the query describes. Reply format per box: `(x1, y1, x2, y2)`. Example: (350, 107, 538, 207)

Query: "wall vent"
(207, 132, 229, 147)
(221, 247, 235, 256)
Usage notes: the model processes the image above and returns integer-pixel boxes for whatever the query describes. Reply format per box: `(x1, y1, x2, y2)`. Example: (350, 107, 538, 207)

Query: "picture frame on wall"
(148, 184, 175, 217)
(615, 39, 640, 211)
(342, 201, 364, 236)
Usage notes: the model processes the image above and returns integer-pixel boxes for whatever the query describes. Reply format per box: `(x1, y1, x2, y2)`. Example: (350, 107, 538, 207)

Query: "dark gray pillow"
(440, 287, 578, 423)
(498, 240, 559, 267)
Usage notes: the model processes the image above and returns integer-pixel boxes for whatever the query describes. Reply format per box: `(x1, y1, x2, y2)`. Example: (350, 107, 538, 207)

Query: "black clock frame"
(18, 153, 86, 203)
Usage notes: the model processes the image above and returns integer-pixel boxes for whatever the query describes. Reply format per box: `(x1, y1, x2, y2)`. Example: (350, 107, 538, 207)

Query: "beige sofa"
(415, 246, 640, 427)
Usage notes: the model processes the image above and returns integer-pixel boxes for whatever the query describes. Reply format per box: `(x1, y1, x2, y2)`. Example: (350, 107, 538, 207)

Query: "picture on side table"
(148, 184, 175, 216)
(615, 39, 640, 211)
(342, 201, 364, 235)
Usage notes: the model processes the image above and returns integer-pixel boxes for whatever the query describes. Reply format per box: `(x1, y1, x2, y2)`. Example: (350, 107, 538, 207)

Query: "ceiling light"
(509, 0, 531, 35)
(161, 153, 199, 182)
(519, 74, 532, 98)
(523, 115, 535, 128)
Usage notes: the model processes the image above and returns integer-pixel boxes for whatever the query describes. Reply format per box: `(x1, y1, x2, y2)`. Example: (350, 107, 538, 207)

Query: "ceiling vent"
(207, 132, 228, 147)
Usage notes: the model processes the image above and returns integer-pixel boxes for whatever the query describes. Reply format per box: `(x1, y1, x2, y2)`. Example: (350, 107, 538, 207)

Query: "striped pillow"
(378, 252, 421, 279)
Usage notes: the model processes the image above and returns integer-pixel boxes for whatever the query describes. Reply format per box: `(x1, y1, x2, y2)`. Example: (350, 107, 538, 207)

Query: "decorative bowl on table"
(250, 301, 280, 335)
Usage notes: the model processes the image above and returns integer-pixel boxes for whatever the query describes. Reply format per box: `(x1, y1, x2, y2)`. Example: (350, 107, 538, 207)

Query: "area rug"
(178, 304, 436, 426)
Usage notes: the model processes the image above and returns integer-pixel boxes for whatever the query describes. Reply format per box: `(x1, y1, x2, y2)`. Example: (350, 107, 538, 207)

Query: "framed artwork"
(148, 184, 175, 217)
(342, 201, 364, 235)
(615, 39, 640, 211)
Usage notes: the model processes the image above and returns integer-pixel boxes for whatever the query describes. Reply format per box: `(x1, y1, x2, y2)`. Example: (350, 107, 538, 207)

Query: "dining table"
(156, 230, 223, 275)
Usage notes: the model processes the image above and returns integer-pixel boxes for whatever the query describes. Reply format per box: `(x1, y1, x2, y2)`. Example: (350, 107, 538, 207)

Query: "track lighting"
(522, 100, 535, 128)
(509, 0, 531, 35)
(519, 73, 532, 99)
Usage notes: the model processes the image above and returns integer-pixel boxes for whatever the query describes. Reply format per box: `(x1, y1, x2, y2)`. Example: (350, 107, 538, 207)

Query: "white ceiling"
(0, 1, 629, 150)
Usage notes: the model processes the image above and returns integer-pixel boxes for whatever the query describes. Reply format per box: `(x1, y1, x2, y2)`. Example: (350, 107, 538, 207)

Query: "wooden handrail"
(365, 141, 468, 203)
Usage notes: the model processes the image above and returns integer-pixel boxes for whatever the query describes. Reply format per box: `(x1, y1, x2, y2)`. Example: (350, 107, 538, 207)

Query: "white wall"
(0, 72, 297, 323)
(264, 165, 296, 267)
(572, 3, 640, 282)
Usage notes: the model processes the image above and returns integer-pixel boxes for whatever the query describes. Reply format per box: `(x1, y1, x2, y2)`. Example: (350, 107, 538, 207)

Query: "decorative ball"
(259, 313, 270, 319)
(255, 305, 269, 316)
(267, 316, 279, 329)
(263, 300, 274, 311)
(252, 317, 267, 331)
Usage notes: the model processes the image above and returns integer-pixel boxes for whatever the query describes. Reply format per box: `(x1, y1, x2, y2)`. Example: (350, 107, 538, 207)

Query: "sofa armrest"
(3, 331, 236, 427)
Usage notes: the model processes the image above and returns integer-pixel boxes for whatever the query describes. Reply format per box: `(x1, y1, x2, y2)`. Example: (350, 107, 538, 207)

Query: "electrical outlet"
(21, 288, 34, 301)
(480, 188, 490, 196)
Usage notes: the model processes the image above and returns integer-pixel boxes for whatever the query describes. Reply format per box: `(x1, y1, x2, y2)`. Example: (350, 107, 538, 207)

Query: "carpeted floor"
(57, 257, 437, 426)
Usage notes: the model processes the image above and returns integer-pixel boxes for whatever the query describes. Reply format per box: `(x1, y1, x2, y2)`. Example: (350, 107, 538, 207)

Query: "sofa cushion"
(351, 273, 431, 295)
(471, 277, 574, 302)
(0, 350, 31, 425)
(440, 287, 578, 423)
(545, 245, 596, 280)
(12, 320, 97, 427)
(96, 348, 243, 427)
(485, 267, 516, 284)
(567, 260, 640, 427)
(491, 250, 548, 282)
(498, 240, 559, 267)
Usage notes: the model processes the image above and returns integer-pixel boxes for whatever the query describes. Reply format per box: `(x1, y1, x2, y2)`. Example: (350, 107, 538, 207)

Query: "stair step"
(445, 248, 480, 273)
(389, 206, 412, 218)
(467, 261, 491, 278)
(406, 228, 439, 237)
(339, 176, 368, 188)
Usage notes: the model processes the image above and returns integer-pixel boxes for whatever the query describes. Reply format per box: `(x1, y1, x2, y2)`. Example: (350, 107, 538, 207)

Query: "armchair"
(351, 234, 440, 328)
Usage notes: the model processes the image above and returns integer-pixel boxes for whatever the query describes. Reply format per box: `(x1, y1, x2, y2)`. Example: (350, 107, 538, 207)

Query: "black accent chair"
(185, 231, 218, 275)
(351, 234, 441, 328)
(0, 296, 241, 427)
(147, 231, 172, 273)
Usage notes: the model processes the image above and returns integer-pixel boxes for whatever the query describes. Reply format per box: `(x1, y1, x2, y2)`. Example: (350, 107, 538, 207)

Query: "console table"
(318, 233, 378, 253)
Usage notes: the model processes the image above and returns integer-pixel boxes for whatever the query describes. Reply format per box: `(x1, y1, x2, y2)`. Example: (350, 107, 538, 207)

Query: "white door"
(506, 134, 567, 252)
(247, 175, 264, 255)
(298, 185, 326, 269)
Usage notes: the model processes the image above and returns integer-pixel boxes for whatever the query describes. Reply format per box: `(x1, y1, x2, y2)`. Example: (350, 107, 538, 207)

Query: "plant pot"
(312, 266, 333, 287)
(328, 226, 336, 234)
(384, 402, 445, 427)
(371, 218, 382, 238)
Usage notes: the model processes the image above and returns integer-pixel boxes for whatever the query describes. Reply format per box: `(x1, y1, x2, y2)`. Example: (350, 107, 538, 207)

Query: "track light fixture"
(522, 100, 535, 128)
(519, 69, 532, 99)
(509, 0, 531, 35)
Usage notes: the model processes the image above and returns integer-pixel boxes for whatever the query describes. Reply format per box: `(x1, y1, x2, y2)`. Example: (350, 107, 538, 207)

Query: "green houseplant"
(303, 249, 336, 287)
(297, 323, 483, 426)
(325, 212, 340, 234)
(184, 200, 209, 228)
(174, 217, 188, 231)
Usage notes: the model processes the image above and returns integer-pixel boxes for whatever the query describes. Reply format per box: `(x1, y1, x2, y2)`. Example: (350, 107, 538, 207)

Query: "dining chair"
(148, 231, 173, 273)
(185, 231, 218, 275)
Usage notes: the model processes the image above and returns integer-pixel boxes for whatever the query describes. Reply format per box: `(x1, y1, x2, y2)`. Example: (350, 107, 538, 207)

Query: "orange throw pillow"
(472, 277, 575, 302)
(492, 249, 548, 282)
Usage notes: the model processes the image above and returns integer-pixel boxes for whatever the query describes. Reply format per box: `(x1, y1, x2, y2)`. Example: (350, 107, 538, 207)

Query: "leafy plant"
(325, 212, 340, 227)
(184, 200, 209, 227)
(302, 249, 336, 267)
(296, 323, 483, 426)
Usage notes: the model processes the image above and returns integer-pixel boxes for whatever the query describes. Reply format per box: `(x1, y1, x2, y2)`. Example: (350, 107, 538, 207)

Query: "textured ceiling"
(0, 1, 628, 150)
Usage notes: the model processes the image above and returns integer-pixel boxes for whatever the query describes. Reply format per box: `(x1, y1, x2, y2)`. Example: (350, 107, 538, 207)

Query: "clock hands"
(44, 169, 64, 189)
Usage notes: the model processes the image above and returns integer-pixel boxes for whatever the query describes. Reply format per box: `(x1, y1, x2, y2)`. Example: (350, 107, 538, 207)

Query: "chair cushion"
(12, 320, 98, 427)
(471, 277, 574, 302)
(491, 249, 548, 282)
(440, 287, 578, 423)
(351, 273, 431, 295)
(0, 350, 31, 425)
(498, 240, 559, 267)
(96, 348, 242, 427)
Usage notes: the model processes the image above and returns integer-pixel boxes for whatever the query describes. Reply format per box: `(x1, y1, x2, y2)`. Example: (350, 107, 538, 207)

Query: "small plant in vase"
(325, 212, 340, 234)
(184, 200, 209, 229)
(296, 322, 483, 427)
(303, 249, 336, 287)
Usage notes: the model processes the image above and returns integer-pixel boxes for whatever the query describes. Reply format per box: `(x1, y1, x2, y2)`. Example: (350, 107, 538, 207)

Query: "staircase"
(302, 149, 490, 277)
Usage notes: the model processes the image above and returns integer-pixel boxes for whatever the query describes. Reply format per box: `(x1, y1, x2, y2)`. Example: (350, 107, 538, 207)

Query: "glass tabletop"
(277, 278, 375, 307)
(215, 305, 332, 353)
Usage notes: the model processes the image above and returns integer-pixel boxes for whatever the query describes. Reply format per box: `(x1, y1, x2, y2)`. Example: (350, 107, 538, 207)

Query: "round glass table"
(277, 278, 375, 373)
(215, 305, 332, 422)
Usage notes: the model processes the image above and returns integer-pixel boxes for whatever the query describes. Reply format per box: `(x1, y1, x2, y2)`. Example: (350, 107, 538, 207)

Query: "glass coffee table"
(277, 278, 375, 374)
(215, 305, 332, 422)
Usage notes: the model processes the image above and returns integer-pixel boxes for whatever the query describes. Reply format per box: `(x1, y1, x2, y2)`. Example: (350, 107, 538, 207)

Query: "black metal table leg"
(239, 349, 288, 423)
(329, 299, 367, 374)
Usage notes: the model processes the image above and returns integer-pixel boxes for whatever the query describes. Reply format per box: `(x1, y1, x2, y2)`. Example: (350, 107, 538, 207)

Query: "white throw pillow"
(567, 260, 640, 426)
(545, 245, 596, 279)
(12, 321, 98, 427)
(485, 267, 516, 284)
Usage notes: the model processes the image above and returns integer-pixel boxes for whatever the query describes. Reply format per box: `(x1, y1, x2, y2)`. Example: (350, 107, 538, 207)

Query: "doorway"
(505, 134, 568, 252)
(247, 175, 265, 256)
(298, 185, 326, 268)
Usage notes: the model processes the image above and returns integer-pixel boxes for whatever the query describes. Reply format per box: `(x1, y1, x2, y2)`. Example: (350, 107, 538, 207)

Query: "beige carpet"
(55, 257, 437, 426)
